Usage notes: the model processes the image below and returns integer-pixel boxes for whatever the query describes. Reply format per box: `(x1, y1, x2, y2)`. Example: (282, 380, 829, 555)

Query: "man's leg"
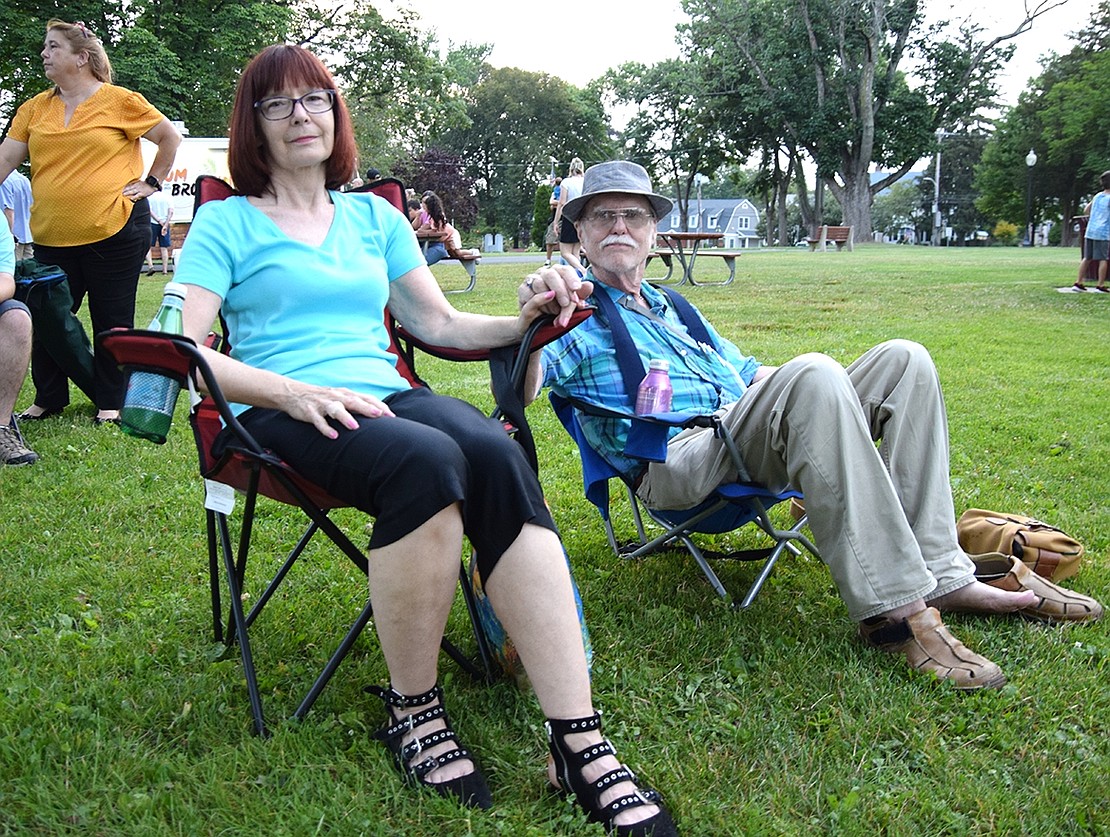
(0, 301, 39, 465)
(0, 302, 32, 419)
(641, 350, 937, 620)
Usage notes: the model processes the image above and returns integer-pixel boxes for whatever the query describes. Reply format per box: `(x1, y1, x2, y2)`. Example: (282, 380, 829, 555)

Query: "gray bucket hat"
(562, 160, 673, 223)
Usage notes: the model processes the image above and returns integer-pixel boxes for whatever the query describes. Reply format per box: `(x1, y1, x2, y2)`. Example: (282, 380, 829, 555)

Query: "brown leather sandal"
(860, 606, 1006, 690)
(972, 553, 1104, 623)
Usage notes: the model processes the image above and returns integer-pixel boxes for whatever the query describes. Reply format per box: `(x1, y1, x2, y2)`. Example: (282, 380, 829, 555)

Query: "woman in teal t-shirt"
(174, 45, 676, 837)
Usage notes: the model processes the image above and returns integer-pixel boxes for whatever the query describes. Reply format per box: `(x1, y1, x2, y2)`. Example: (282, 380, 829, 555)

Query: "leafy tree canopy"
(438, 65, 613, 244)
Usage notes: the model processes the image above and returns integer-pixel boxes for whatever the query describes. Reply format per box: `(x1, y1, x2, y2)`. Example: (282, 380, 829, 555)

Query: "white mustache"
(601, 234, 637, 247)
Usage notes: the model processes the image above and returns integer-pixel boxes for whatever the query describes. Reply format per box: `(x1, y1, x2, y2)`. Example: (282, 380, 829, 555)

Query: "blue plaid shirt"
(542, 279, 761, 480)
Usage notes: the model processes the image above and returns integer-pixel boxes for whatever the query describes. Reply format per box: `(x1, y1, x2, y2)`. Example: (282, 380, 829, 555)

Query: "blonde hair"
(568, 157, 584, 176)
(47, 19, 113, 82)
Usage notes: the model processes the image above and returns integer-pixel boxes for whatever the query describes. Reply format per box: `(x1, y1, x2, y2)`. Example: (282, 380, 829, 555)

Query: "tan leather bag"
(957, 509, 1083, 581)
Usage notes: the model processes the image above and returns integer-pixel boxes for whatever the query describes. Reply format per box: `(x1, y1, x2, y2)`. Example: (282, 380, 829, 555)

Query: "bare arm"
(386, 263, 564, 350)
(122, 119, 182, 201)
(0, 271, 14, 303)
(0, 138, 30, 189)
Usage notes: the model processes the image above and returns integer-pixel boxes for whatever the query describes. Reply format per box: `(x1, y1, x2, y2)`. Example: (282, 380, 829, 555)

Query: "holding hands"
(517, 263, 593, 328)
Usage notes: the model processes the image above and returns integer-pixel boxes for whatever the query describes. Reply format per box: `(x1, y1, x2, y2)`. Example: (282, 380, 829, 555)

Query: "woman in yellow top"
(0, 19, 181, 425)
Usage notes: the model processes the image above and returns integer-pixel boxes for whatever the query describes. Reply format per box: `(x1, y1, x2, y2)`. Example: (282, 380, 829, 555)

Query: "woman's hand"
(122, 178, 159, 202)
(517, 264, 593, 328)
(277, 383, 395, 440)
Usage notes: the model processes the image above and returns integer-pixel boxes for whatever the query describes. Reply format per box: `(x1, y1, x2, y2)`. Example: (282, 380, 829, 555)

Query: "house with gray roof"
(656, 198, 763, 248)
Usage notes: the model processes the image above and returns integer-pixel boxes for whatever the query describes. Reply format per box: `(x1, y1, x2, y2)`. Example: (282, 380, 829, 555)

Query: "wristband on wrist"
(144, 175, 162, 191)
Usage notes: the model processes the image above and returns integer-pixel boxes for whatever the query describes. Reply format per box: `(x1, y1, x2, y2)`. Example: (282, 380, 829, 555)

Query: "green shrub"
(992, 220, 1019, 245)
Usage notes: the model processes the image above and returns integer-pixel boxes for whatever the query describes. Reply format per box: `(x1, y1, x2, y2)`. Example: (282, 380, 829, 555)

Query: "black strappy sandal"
(367, 683, 492, 810)
(547, 712, 678, 836)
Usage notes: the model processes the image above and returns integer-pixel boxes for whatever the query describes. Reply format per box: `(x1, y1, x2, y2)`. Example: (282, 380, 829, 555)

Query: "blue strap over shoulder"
(589, 284, 719, 461)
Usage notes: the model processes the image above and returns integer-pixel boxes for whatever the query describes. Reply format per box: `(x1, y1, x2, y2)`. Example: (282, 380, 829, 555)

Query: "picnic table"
(650, 232, 738, 286)
(417, 231, 478, 293)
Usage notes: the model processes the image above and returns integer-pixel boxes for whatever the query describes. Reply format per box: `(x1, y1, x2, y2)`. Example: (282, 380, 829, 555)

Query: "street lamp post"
(694, 173, 708, 233)
(1025, 148, 1038, 246)
(932, 149, 942, 246)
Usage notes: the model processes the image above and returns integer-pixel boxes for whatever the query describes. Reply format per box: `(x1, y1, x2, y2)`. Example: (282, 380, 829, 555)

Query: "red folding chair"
(98, 175, 591, 736)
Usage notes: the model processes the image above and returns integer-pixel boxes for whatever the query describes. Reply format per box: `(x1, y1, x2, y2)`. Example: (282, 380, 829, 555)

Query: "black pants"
(224, 387, 557, 583)
(32, 199, 151, 411)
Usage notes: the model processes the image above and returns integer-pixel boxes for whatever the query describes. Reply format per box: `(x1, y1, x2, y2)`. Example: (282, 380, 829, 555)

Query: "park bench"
(646, 248, 742, 285)
(440, 249, 480, 294)
(807, 225, 854, 252)
(647, 249, 676, 282)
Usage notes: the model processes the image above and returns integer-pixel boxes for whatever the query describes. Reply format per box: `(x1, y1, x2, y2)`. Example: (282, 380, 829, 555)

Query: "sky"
(384, 0, 1097, 108)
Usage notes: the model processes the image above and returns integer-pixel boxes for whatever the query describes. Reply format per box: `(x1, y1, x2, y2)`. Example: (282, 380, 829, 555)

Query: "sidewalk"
(469, 250, 548, 265)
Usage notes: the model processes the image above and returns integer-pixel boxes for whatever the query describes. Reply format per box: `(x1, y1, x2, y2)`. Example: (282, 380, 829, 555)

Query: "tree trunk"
(831, 171, 874, 242)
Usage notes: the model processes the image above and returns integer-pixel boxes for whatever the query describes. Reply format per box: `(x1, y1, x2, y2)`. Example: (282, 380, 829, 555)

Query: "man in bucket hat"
(521, 160, 1101, 690)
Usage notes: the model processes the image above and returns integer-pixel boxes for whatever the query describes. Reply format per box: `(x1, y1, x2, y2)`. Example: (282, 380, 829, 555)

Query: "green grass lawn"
(2, 245, 1108, 835)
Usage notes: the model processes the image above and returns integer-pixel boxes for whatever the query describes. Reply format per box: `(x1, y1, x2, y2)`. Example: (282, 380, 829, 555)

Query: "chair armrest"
(97, 328, 267, 458)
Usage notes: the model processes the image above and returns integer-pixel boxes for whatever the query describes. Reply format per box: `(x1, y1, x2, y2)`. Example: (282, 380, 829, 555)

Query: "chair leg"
(218, 511, 268, 737)
(457, 562, 498, 683)
(294, 597, 376, 720)
(206, 509, 223, 644)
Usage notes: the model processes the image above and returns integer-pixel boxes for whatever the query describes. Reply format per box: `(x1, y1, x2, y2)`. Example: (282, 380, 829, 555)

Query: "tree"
(441, 66, 613, 246)
(871, 181, 920, 241)
(681, 0, 1067, 242)
(976, 3, 1110, 246)
(604, 59, 731, 232)
(392, 147, 478, 231)
(531, 183, 555, 250)
(313, 2, 470, 173)
(0, 0, 466, 179)
(929, 132, 990, 244)
(0, 1, 293, 139)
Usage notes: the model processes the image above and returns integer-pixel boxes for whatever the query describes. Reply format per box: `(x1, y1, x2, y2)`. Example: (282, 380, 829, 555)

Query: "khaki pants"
(638, 339, 975, 621)
(14, 241, 33, 261)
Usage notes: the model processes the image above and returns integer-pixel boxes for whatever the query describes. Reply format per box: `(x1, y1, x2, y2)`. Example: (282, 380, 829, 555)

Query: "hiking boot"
(0, 422, 39, 465)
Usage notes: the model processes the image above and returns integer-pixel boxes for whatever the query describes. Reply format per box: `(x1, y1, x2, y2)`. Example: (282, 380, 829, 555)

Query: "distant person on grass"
(1073, 169, 1110, 293)
(524, 160, 1102, 692)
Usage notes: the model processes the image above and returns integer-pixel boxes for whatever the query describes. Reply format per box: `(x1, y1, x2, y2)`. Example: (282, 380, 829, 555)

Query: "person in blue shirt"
(525, 160, 1102, 692)
(1073, 170, 1110, 292)
(175, 46, 676, 837)
(0, 169, 34, 261)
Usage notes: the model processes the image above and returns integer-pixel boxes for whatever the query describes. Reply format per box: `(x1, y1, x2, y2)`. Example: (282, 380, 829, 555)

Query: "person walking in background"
(1073, 170, 1110, 293)
(0, 18, 181, 425)
(145, 185, 173, 275)
(544, 175, 562, 266)
(554, 157, 586, 275)
(1, 169, 34, 261)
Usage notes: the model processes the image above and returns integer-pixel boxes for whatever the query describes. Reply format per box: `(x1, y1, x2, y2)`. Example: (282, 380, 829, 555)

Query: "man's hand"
(517, 264, 593, 327)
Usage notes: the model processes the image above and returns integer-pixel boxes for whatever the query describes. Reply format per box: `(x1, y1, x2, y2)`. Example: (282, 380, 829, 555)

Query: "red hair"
(228, 45, 357, 197)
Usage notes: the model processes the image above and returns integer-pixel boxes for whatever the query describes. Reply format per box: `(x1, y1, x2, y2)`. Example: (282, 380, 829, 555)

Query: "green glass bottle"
(120, 282, 187, 444)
